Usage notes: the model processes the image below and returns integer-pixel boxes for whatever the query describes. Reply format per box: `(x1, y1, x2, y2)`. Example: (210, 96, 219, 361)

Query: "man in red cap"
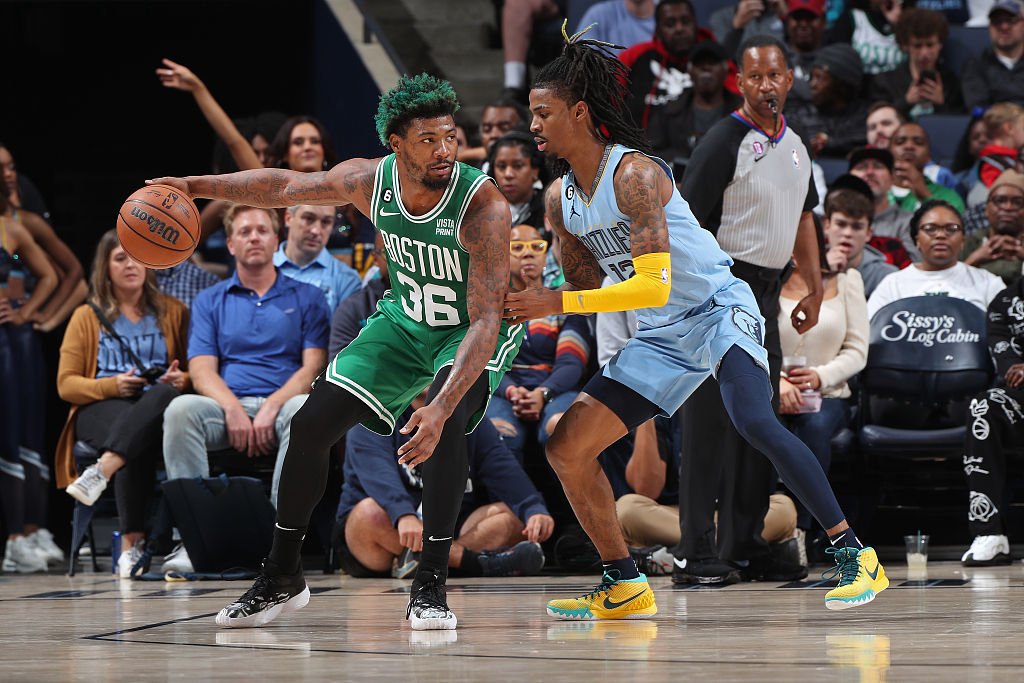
(784, 0, 828, 110)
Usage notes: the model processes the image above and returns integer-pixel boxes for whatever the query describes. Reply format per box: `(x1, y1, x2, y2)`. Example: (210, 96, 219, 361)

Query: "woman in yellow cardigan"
(57, 230, 190, 576)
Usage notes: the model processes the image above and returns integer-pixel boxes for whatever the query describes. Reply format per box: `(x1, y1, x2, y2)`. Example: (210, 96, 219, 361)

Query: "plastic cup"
(782, 355, 807, 376)
(904, 534, 929, 568)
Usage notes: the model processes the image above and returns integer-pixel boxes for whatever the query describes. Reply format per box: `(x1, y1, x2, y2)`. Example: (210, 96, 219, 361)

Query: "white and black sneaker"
(215, 559, 310, 628)
(66, 462, 108, 506)
(407, 568, 457, 631)
(962, 535, 1012, 566)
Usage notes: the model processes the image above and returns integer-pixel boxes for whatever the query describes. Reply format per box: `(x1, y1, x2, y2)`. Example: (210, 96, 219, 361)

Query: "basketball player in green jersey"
(150, 74, 522, 631)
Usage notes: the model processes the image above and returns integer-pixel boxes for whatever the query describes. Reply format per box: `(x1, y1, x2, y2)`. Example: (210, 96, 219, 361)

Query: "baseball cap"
(786, 0, 826, 17)
(829, 174, 875, 204)
(990, 0, 1024, 17)
(689, 40, 729, 64)
(848, 146, 895, 172)
(813, 44, 864, 89)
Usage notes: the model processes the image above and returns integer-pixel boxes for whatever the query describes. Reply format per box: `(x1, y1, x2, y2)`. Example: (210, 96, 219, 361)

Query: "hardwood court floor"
(2, 562, 1022, 682)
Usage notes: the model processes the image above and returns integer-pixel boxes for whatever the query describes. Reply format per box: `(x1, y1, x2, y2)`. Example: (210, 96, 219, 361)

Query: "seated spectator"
(709, 0, 787, 61)
(620, 1, 740, 132)
(960, 169, 1024, 284)
(648, 41, 744, 169)
(847, 146, 919, 260)
(56, 230, 189, 577)
(829, 173, 914, 267)
(959, 280, 1024, 567)
(972, 103, 1024, 206)
(0, 142, 50, 221)
(576, 0, 657, 55)
(889, 122, 966, 212)
(785, 0, 829, 109)
(952, 111, 992, 200)
(154, 260, 220, 309)
(162, 204, 330, 572)
(330, 233, 389, 360)
(486, 224, 591, 466)
(274, 205, 362, 314)
(333, 393, 554, 578)
(865, 101, 904, 149)
(457, 98, 530, 172)
(828, 0, 906, 76)
(869, 9, 965, 119)
(500, 0, 564, 100)
(825, 187, 899, 297)
(791, 44, 869, 158)
(962, 0, 1024, 110)
(779, 213, 868, 560)
(488, 132, 547, 230)
(867, 199, 1006, 318)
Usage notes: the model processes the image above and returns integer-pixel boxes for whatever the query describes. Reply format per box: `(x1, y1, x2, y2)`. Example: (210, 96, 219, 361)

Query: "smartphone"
(919, 70, 937, 83)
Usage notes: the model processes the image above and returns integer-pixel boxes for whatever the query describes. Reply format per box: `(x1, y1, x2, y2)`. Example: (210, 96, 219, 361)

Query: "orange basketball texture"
(117, 185, 200, 268)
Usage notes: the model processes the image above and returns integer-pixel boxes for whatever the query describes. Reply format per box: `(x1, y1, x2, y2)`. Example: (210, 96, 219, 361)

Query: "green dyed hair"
(374, 73, 460, 148)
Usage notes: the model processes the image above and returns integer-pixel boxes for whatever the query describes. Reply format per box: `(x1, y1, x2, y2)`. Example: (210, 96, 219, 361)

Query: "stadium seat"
(943, 26, 989, 76)
(68, 441, 105, 576)
(817, 158, 849, 185)
(918, 115, 971, 169)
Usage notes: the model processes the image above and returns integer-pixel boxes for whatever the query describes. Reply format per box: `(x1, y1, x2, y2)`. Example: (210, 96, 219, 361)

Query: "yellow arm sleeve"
(562, 252, 671, 314)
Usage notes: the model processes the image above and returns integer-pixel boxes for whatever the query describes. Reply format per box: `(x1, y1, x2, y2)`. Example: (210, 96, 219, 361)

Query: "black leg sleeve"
(964, 387, 1024, 536)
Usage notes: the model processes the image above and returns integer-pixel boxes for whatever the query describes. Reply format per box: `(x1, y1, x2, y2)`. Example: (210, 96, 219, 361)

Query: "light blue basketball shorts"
(601, 277, 770, 417)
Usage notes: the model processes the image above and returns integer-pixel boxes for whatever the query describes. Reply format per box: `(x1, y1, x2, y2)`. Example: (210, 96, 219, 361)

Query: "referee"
(674, 35, 821, 584)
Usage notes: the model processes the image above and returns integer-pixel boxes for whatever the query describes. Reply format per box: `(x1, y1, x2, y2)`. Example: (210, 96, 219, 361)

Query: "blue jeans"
(486, 390, 577, 466)
(780, 397, 851, 529)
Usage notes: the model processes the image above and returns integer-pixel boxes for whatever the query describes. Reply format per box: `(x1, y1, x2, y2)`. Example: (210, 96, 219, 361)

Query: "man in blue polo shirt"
(274, 204, 362, 313)
(163, 204, 330, 513)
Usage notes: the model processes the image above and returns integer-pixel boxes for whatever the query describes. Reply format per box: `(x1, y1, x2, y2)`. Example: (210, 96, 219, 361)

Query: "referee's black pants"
(675, 261, 782, 561)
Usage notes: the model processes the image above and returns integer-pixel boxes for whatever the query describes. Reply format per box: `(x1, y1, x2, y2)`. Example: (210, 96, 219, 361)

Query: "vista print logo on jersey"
(880, 311, 980, 347)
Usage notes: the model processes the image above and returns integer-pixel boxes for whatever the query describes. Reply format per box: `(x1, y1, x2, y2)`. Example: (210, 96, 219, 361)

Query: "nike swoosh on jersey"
(379, 209, 401, 216)
(428, 535, 453, 542)
(603, 590, 646, 610)
(866, 564, 879, 580)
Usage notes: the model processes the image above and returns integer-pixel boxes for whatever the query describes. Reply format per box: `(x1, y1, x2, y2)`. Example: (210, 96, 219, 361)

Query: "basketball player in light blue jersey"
(504, 24, 888, 616)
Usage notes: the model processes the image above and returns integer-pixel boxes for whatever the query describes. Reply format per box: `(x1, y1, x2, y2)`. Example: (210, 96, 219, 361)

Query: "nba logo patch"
(753, 141, 764, 155)
(792, 149, 800, 169)
(660, 268, 669, 284)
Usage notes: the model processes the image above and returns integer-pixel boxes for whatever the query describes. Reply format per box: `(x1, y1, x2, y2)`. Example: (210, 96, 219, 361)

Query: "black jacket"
(962, 47, 1024, 110)
(648, 89, 744, 165)
(868, 61, 965, 117)
(986, 279, 1024, 382)
(786, 100, 869, 158)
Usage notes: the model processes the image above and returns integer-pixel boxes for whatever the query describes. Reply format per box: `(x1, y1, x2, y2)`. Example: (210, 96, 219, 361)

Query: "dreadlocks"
(532, 22, 653, 177)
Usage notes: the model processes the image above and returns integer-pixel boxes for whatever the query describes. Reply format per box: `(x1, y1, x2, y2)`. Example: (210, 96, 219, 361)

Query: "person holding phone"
(869, 8, 965, 118)
(56, 229, 191, 576)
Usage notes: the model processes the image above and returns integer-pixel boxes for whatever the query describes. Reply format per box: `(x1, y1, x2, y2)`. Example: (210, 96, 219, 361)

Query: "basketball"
(116, 184, 200, 269)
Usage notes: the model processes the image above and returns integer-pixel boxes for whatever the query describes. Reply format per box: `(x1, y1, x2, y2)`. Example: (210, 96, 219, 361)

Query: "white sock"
(504, 61, 526, 89)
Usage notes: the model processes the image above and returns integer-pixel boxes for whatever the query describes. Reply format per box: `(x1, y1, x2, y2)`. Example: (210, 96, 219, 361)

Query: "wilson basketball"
(116, 184, 200, 269)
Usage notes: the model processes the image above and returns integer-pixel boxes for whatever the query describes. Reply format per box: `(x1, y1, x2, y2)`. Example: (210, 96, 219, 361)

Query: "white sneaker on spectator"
(794, 528, 809, 568)
(66, 461, 108, 506)
(27, 528, 65, 564)
(961, 535, 1012, 566)
(117, 543, 147, 579)
(2, 536, 48, 573)
(161, 543, 194, 573)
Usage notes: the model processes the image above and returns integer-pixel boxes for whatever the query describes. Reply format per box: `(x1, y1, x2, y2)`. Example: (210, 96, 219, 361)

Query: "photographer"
(57, 229, 190, 576)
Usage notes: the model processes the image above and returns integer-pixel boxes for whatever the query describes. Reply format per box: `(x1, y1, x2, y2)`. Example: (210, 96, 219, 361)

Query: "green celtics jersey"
(370, 155, 492, 333)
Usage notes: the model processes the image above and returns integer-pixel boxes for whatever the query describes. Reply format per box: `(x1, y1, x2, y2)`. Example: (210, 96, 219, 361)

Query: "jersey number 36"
(395, 271, 460, 327)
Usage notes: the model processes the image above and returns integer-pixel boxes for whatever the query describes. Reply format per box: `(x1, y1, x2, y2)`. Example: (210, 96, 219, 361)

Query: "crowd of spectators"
(5, 0, 1024, 577)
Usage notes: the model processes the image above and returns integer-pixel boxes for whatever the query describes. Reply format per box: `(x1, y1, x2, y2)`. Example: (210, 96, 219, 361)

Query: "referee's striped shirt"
(680, 111, 817, 270)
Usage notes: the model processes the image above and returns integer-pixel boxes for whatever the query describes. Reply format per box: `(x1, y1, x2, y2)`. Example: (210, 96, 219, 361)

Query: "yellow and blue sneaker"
(546, 571, 657, 620)
(823, 547, 888, 611)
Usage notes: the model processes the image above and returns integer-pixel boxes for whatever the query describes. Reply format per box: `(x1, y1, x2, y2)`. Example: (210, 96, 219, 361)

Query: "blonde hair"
(89, 229, 166, 322)
(984, 103, 1024, 137)
(221, 203, 280, 238)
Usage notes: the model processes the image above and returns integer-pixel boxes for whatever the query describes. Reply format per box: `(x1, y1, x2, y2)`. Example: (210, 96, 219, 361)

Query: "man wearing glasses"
(961, 170, 1024, 285)
(963, 0, 1024, 110)
(275, 204, 362, 313)
(867, 199, 1006, 319)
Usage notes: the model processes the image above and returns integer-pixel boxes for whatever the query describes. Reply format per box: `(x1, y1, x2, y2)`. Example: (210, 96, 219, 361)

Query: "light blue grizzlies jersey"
(560, 145, 736, 328)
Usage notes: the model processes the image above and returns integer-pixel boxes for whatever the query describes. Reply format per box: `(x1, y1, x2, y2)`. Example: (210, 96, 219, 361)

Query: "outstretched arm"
(397, 182, 512, 466)
(148, 157, 380, 215)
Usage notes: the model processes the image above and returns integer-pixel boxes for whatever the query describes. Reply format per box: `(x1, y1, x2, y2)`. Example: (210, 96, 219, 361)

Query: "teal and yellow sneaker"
(823, 547, 888, 611)
(546, 571, 657, 620)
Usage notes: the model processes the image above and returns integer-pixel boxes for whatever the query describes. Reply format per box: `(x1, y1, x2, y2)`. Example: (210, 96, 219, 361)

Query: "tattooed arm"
(614, 153, 671, 258)
(396, 181, 512, 466)
(147, 158, 381, 216)
(546, 178, 604, 292)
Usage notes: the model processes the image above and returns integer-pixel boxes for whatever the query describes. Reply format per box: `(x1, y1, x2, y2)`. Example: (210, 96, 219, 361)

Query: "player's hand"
(398, 403, 448, 467)
(524, 513, 555, 543)
(791, 290, 821, 333)
(156, 58, 205, 93)
(115, 367, 147, 398)
(397, 515, 424, 551)
(224, 403, 256, 456)
(155, 359, 185, 391)
(1006, 363, 1024, 388)
(145, 177, 193, 199)
(251, 399, 281, 457)
(787, 366, 821, 391)
(779, 377, 804, 414)
(503, 268, 563, 325)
